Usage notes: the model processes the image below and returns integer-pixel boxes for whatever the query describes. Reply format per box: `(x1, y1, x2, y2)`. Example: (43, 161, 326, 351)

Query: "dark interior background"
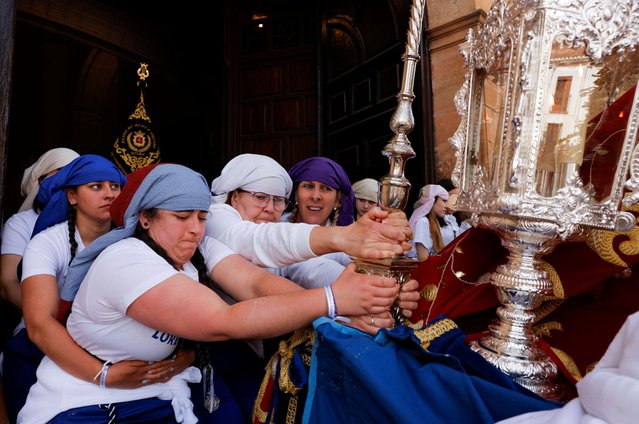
(3, 0, 432, 219)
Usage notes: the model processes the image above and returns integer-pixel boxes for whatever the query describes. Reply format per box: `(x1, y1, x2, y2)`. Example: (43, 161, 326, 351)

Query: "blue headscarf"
(61, 163, 211, 301)
(31, 154, 126, 237)
(288, 156, 355, 226)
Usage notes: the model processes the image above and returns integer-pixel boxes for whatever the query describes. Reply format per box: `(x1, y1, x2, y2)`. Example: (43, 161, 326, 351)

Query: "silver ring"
(370, 316, 375, 327)
(141, 379, 149, 385)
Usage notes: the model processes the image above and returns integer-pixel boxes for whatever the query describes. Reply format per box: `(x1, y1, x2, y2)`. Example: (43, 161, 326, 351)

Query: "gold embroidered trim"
(286, 396, 298, 424)
(550, 346, 583, 382)
(413, 318, 458, 350)
(534, 299, 563, 322)
(534, 321, 562, 338)
(539, 260, 564, 300)
(252, 365, 273, 424)
(586, 198, 639, 267)
(277, 328, 314, 395)
(252, 327, 314, 424)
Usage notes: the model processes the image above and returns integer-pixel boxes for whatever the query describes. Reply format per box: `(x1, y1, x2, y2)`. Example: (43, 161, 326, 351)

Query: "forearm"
(0, 279, 22, 309)
(27, 318, 103, 384)
(0, 254, 23, 309)
(212, 255, 304, 300)
(207, 289, 326, 340)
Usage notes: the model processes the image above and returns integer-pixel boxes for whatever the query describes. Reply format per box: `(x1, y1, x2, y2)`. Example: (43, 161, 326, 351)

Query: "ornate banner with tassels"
(112, 63, 161, 174)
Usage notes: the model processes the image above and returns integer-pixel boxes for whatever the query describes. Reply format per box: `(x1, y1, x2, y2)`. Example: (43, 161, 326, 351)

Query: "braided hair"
(67, 203, 78, 265)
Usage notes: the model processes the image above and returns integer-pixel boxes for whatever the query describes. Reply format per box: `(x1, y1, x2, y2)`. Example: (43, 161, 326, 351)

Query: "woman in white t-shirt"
(408, 184, 466, 260)
(208, 153, 418, 320)
(0, 147, 78, 311)
(3, 155, 191, 424)
(19, 163, 403, 423)
(206, 154, 420, 422)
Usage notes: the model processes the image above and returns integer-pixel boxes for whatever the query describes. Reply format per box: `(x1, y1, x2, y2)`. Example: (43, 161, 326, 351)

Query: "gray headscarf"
(61, 163, 211, 301)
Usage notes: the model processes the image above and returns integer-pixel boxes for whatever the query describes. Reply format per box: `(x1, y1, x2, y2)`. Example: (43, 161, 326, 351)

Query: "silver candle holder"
(450, 0, 639, 399)
(354, 0, 426, 325)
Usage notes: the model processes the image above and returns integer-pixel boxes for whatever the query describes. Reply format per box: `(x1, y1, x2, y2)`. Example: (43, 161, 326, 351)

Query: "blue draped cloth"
(302, 317, 561, 424)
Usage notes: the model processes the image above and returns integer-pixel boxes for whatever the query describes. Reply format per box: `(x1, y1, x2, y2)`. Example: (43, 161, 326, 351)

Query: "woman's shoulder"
(4, 208, 38, 229)
(206, 203, 243, 237)
(28, 221, 70, 246)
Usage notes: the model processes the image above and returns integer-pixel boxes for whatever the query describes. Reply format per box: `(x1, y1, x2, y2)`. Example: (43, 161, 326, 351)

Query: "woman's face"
(295, 180, 340, 225)
(355, 198, 377, 218)
(67, 181, 122, 225)
(431, 196, 447, 219)
(231, 190, 284, 223)
(143, 210, 208, 267)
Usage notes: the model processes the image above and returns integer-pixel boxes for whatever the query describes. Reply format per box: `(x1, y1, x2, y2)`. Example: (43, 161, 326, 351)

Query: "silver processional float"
(356, 0, 639, 401)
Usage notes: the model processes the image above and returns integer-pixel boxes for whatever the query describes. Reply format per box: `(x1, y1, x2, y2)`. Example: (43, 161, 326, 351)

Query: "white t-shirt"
(19, 236, 234, 424)
(21, 221, 85, 285)
(14, 221, 85, 333)
(207, 204, 316, 268)
(207, 204, 347, 288)
(409, 214, 464, 258)
(1, 209, 38, 255)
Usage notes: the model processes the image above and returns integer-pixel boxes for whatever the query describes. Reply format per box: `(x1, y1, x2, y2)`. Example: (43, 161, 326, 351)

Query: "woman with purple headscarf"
(287, 156, 355, 227)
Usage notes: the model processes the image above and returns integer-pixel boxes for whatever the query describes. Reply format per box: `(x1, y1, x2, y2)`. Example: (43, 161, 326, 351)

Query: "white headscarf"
(210, 153, 292, 204)
(351, 178, 379, 203)
(19, 147, 80, 212)
(408, 184, 449, 230)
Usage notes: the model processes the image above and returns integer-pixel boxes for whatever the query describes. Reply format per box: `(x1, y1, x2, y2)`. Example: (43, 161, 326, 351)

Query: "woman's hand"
(331, 263, 399, 317)
(343, 311, 394, 335)
(337, 207, 413, 260)
(397, 279, 420, 318)
(105, 349, 195, 388)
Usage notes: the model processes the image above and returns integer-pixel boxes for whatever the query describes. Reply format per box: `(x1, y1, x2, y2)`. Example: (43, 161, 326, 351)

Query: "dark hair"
(67, 203, 78, 265)
(436, 178, 456, 193)
(134, 209, 211, 287)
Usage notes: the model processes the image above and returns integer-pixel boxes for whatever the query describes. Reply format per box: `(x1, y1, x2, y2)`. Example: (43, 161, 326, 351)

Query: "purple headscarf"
(288, 156, 355, 226)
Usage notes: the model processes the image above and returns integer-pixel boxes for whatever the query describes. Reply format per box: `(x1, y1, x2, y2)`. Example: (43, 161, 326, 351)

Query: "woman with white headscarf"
(352, 178, 380, 220)
(18, 163, 402, 424)
(206, 154, 419, 421)
(408, 184, 466, 260)
(1, 147, 79, 309)
(207, 153, 413, 269)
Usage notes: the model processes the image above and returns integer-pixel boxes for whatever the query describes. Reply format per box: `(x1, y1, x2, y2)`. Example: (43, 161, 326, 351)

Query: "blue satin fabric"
(302, 317, 561, 424)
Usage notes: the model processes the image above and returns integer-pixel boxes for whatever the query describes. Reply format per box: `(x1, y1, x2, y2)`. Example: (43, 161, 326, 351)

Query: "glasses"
(238, 189, 289, 211)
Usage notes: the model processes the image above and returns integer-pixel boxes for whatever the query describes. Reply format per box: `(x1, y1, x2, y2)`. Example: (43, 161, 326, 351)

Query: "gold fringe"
(534, 321, 562, 338)
(550, 346, 583, 382)
(539, 260, 564, 300)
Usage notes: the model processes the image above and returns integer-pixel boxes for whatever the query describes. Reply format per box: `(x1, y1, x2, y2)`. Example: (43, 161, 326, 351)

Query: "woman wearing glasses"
(205, 153, 418, 422)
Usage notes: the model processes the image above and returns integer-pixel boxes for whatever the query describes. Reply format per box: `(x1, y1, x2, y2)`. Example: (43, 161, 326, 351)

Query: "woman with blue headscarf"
(18, 163, 401, 423)
(2, 154, 125, 421)
(3, 155, 190, 423)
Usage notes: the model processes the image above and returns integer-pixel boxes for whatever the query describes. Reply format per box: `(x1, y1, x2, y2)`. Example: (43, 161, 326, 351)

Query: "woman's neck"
(75, 214, 111, 245)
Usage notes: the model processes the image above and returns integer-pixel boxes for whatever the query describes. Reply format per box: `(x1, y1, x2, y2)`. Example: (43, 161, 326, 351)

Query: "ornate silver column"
(354, 0, 426, 325)
(450, 0, 639, 399)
